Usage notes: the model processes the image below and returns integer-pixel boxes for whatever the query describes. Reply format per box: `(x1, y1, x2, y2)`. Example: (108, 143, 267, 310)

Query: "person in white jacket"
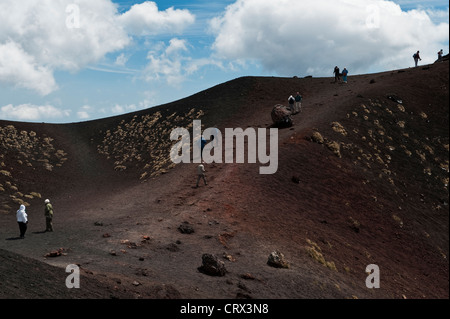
(16, 204, 28, 239)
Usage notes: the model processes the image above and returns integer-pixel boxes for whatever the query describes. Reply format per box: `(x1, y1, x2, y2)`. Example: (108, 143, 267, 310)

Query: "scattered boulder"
(267, 250, 290, 269)
(44, 248, 67, 258)
(178, 222, 195, 234)
(326, 140, 342, 158)
(311, 131, 324, 144)
(241, 273, 256, 280)
(198, 254, 227, 276)
(166, 243, 180, 252)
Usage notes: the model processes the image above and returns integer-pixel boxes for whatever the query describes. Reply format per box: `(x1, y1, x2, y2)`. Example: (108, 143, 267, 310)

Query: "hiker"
(16, 204, 28, 239)
(413, 51, 421, 67)
(342, 68, 348, 83)
(333, 66, 340, 83)
(44, 199, 54, 232)
(288, 95, 295, 113)
(295, 92, 303, 113)
(201, 136, 207, 153)
(211, 127, 220, 147)
(195, 164, 207, 188)
(437, 49, 443, 60)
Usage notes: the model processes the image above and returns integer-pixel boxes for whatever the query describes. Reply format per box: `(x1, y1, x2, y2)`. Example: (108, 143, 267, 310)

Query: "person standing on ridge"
(413, 51, 421, 67)
(437, 49, 443, 61)
(342, 68, 348, 83)
(44, 199, 54, 232)
(16, 204, 28, 239)
(333, 66, 341, 83)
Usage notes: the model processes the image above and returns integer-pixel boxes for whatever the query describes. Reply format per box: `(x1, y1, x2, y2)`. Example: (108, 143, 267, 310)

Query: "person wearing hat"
(16, 204, 28, 239)
(44, 199, 54, 232)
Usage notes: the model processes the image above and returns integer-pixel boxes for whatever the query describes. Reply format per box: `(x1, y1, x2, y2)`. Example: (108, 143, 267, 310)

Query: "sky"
(0, 0, 448, 123)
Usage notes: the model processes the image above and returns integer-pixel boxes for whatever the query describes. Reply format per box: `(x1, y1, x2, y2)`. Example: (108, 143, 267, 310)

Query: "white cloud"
(118, 1, 195, 36)
(111, 100, 151, 114)
(115, 53, 129, 67)
(210, 0, 449, 76)
(0, 42, 57, 95)
(77, 105, 92, 119)
(144, 38, 189, 85)
(165, 38, 189, 56)
(143, 38, 225, 86)
(0, 103, 71, 121)
(0, 0, 197, 98)
(0, 0, 130, 96)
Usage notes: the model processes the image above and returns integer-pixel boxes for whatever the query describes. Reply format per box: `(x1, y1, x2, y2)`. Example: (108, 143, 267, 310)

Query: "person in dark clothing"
(334, 66, 341, 83)
(295, 92, 303, 113)
(413, 51, 421, 67)
(288, 95, 295, 113)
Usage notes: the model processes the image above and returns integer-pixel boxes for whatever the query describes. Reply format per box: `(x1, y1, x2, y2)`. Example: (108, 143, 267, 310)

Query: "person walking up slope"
(195, 164, 207, 188)
(16, 204, 28, 239)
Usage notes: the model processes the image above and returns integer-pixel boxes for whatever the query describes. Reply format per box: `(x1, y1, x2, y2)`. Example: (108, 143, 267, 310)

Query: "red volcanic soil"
(0, 59, 448, 302)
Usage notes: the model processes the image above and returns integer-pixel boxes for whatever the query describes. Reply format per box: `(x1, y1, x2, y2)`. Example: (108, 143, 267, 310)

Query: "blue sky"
(0, 0, 448, 123)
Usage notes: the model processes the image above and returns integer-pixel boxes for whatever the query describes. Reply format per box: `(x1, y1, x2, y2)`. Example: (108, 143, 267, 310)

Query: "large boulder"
(198, 254, 227, 276)
(271, 104, 292, 128)
(267, 250, 290, 269)
(178, 222, 195, 234)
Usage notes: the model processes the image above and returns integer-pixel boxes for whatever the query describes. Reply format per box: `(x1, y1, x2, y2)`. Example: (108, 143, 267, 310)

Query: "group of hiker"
(15, 199, 54, 239)
(333, 66, 349, 83)
(414, 49, 445, 67)
(288, 92, 303, 114)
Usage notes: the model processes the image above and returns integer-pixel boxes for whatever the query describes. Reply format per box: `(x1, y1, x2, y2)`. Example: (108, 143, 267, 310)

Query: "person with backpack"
(437, 49, 443, 61)
(295, 92, 303, 113)
(413, 51, 421, 67)
(342, 68, 348, 83)
(288, 95, 295, 113)
(333, 66, 341, 83)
